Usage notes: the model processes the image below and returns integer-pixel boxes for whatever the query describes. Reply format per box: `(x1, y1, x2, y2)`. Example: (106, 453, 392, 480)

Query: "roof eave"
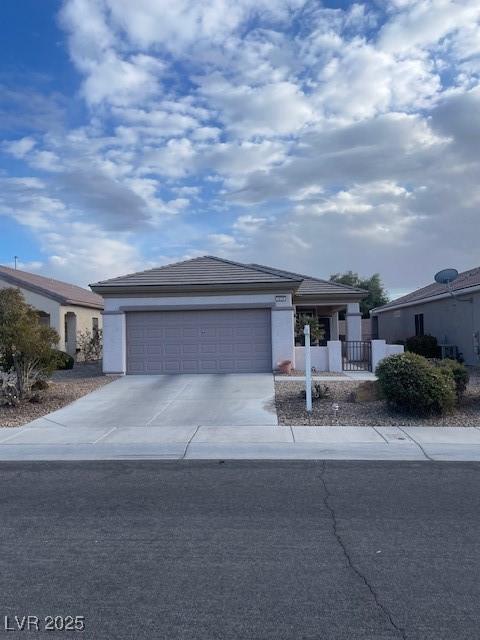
(371, 283, 480, 314)
(295, 291, 367, 304)
(90, 280, 303, 296)
(64, 299, 104, 310)
(0, 270, 102, 309)
(0, 271, 68, 305)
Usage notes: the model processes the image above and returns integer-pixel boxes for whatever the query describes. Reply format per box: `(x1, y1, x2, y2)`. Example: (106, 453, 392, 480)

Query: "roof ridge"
(249, 262, 366, 292)
(205, 256, 300, 281)
(92, 255, 302, 287)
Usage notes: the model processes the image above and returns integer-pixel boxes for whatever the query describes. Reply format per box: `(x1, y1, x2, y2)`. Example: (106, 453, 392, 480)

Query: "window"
(414, 313, 424, 336)
(92, 317, 99, 335)
(64, 315, 69, 343)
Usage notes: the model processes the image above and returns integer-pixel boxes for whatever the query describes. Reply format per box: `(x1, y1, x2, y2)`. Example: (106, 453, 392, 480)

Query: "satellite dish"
(434, 268, 459, 285)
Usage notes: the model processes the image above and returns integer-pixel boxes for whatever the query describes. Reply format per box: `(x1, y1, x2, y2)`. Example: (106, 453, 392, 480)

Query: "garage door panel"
(126, 309, 272, 374)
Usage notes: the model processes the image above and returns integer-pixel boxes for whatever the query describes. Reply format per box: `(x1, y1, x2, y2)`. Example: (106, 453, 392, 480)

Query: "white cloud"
(233, 214, 269, 233)
(4, 137, 36, 158)
(199, 77, 314, 136)
(101, 0, 303, 52)
(2, 0, 480, 293)
(81, 52, 163, 106)
(378, 0, 480, 55)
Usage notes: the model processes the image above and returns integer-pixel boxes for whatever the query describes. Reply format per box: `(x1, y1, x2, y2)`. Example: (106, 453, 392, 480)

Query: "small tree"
(0, 288, 59, 399)
(295, 314, 325, 345)
(329, 271, 389, 318)
(77, 329, 103, 362)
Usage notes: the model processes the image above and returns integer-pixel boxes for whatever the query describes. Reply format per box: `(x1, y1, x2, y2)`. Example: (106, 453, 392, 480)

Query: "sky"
(0, 0, 479, 299)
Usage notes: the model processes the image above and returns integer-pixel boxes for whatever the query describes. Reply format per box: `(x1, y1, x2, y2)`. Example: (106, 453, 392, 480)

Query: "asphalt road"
(1, 461, 480, 640)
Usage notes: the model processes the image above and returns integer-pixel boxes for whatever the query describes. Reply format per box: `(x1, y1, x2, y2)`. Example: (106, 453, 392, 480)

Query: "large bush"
(0, 288, 59, 400)
(53, 349, 75, 370)
(435, 359, 469, 402)
(376, 352, 456, 416)
(405, 334, 440, 358)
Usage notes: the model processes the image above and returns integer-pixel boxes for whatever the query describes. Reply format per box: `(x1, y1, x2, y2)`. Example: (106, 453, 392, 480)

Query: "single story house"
(90, 256, 368, 375)
(0, 265, 103, 357)
(371, 266, 480, 366)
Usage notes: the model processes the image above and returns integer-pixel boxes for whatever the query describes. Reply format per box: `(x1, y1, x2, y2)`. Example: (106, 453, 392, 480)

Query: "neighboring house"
(0, 265, 104, 357)
(90, 255, 366, 375)
(371, 266, 480, 365)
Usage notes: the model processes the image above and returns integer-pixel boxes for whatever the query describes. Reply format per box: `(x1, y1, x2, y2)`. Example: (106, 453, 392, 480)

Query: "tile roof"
(373, 266, 480, 313)
(91, 256, 303, 288)
(249, 263, 367, 297)
(0, 265, 103, 309)
(91, 255, 367, 299)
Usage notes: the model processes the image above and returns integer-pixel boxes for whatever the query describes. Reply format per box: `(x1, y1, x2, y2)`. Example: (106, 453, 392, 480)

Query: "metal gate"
(342, 340, 372, 372)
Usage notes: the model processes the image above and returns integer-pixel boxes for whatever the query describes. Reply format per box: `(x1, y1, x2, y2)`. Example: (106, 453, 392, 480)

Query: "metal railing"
(342, 340, 372, 371)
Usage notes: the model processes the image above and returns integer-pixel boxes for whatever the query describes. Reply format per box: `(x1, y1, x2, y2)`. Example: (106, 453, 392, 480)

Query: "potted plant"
(278, 360, 292, 374)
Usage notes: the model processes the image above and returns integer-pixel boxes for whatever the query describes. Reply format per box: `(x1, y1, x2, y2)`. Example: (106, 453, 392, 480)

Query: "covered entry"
(126, 308, 272, 374)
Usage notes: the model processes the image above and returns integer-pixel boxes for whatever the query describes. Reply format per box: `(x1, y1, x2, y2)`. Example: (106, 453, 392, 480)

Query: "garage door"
(126, 309, 272, 374)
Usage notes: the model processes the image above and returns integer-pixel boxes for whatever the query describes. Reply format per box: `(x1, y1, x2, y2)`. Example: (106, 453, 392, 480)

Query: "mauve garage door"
(126, 309, 272, 374)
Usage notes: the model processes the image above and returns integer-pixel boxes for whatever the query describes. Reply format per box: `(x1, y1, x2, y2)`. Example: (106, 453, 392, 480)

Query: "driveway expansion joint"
(319, 461, 408, 640)
(397, 427, 434, 462)
(372, 426, 389, 444)
(43, 417, 68, 428)
(182, 425, 201, 460)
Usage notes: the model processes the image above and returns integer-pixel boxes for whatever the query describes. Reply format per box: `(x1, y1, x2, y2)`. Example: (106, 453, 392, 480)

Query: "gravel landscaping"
(276, 369, 346, 378)
(0, 363, 119, 428)
(275, 368, 480, 426)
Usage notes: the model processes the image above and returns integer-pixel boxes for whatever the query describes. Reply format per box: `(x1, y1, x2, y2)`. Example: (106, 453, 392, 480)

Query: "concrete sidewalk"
(1, 422, 480, 461)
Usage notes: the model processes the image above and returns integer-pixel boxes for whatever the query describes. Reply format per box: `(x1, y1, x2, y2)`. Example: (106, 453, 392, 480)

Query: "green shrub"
(32, 379, 49, 392)
(0, 288, 59, 399)
(376, 352, 456, 416)
(53, 350, 74, 370)
(405, 334, 440, 358)
(301, 383, 331, 402)
(435, 359, 469, 402)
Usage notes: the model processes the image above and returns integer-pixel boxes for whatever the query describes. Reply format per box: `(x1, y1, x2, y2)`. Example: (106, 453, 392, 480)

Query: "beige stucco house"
(91, 255, 369, 375)
(0, 265, 103, 357)
(371, 266, 480, 366)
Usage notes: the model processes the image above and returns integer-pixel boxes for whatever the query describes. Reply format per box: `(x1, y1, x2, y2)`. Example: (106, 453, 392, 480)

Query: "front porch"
(294, 302, 363, 345)
(290, 302, 403, 373)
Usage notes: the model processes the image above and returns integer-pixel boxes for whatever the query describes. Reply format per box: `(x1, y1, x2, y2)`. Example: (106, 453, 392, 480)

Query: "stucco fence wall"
(295, 340, 404, 373)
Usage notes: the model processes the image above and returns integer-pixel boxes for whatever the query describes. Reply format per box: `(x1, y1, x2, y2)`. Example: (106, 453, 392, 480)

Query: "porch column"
(330, 312, 339, 340)
(346, 302, 362, 341)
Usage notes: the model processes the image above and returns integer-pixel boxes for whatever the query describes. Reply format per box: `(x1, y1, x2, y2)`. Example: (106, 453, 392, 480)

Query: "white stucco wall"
(295, 346, 328, 372)
(101, 292, 294, 374)
(327, 340, 343, 373)
(102, 313, 126, 373)
(371, 340, 405, 372)
(271, 307, 295, 369)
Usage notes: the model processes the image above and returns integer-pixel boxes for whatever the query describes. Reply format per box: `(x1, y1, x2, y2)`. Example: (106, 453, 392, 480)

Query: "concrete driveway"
(25, 374, 278, 431)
